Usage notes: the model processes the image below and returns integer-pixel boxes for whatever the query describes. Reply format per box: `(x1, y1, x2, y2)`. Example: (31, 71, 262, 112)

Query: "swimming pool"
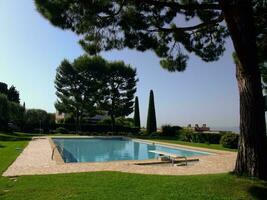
(52, 137, 211, 163)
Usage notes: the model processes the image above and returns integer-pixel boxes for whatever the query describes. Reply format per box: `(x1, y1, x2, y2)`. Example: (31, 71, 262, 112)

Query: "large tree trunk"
(219, 0, 267, 179)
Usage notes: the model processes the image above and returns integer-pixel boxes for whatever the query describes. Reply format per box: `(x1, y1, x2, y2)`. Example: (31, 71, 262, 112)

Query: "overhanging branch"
(137, 0, 221, 11)
(150, 14, 224, 33)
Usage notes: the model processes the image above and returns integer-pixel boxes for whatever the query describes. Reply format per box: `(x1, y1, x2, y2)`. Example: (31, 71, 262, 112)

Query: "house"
(187, 124, 210, 132)
(55, 110, 108, 124)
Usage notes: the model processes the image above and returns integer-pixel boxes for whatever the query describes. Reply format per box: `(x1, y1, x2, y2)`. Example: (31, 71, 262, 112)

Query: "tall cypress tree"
(146, 90, 157, 134)
(134, 96, 140, 128)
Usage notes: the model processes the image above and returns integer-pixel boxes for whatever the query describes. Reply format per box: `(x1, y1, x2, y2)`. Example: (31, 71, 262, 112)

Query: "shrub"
(220, 133, 239, 149)
(0, 94, 9, 130)
(55, 127, 69, 134)
(179, 130, 223, 144)
(149, 132, 160, 139)
(54, 123, 139, 134)
(161, 125, 182, 137)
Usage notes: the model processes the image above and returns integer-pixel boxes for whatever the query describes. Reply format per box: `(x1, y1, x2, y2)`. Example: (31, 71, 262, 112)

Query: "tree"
(8, 101, 25, 129)
(35, 0, 267, 179)
(0, 94, 9, 130)
(134, 96, 140, 128)
(25, 109, 49, 132)
(0, 82, 8, 95)
(7, 86, 20, 103)
(100, 61, 137, 131)
(55, 55, 106, 131)
(0, 82, 20, 103)
(146, 90, 157, 134)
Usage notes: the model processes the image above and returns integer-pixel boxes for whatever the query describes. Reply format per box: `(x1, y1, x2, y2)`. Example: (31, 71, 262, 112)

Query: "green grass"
(148, 139, 237, 152)
(0, 132, 266, 200)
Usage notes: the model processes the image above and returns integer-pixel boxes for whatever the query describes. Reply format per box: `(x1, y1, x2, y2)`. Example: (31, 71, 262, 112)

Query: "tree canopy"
(55, 55, 106, 128)
(0, 82, 20, 103)
(35, 0, 229, 72)
(55, 55, 137, 130)
(93, 60, 137, 130)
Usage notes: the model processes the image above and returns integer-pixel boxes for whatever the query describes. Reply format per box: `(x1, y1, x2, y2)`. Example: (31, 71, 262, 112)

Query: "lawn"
(0, 132, 267, 200)
(147, 138, 237, 152)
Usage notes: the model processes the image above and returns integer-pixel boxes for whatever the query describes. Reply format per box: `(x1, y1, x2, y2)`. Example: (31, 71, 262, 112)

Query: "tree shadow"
(248, 185, 267, 200)
(0, 144, 5, 148)
(0, 132, 39, 142)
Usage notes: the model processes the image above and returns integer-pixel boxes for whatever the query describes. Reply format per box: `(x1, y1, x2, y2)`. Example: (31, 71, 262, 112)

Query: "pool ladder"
(51, 144, 63, 160)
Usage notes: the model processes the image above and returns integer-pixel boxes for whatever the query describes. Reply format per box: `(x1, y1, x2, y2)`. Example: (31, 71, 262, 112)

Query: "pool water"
(53, 137, 211, 163)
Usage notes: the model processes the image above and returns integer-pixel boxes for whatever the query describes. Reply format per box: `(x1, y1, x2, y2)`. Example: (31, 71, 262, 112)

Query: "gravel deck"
(3, 137, 237, 176)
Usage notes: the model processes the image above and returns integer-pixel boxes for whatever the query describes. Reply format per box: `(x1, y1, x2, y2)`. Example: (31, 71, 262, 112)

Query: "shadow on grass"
(248, 185, 267, 200)
(0, 132, 39, 142)
(0, 144, 5, 148)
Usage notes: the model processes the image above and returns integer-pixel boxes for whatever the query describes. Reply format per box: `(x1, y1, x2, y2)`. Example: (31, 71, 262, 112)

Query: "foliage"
(0, 82, 8, 95)
(7, 86, 20, 103)
(24, 109, 51, 132)
(0, 91, 25, 131)
(34, 0, 228, 72)
(220, 133, 239, 149)
(55, 127, 69, 134)
(55, 55, 137, 131)
(161, 125, 182, 137)
(0, 94, 9, 130)
(0, 82, 20, 103)
(133, 96, 140, 128)
(55, 55, 106, 129)
(115, 117, 134, 127)
(8, 101, 26, 130)
(254, 2, 267, 91)
(99, 61, 137, 130)
(54, 123, 139, 134)
(146, 90, 157, 134)
(180, 130, 223, 144)
(98, 117, 134, 127)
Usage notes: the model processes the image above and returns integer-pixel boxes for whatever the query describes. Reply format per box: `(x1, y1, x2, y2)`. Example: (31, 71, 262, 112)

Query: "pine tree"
(134, 96, 140, 128)
(146, 90, 157, 134)
(35, 0, 267, 179)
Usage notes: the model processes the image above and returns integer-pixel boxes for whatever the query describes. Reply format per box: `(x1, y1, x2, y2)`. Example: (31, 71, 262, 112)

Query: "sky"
(0, 0, 240, 129)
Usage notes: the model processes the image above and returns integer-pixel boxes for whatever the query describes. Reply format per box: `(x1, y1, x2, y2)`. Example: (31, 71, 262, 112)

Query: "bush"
(149, 132, 160, 139)
(0, 94, 9, 130)
(161, 125, 182, 137)
(179, 130, 223, 144)
(220, 133, 239, 149)
(55, 127, 69, 134)
(54, 123, 139, 134)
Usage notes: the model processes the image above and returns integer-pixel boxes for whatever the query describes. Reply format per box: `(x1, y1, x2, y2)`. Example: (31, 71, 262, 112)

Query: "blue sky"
(0, 0, 239, 129)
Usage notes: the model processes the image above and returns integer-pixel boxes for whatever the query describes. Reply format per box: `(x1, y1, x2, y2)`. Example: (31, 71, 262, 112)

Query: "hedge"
(220, 133, 239, 149)
(161, 125, 182, 137)
(181, 131, 223, 144)
(53, 123, 140, 134)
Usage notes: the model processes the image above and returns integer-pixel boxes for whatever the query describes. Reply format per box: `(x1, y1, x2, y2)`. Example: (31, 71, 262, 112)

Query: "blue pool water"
(53, 137, 211, 163)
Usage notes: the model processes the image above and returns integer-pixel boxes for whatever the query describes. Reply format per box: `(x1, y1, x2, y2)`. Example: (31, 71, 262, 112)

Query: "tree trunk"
(75, 110, 79, 134)
(111, 114, 115, 134)
(219, 0, 267, 179)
